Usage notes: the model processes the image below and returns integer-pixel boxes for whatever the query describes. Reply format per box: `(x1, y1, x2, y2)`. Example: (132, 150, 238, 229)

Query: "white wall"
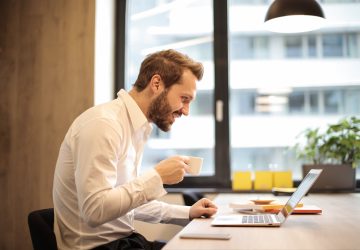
(94, 0, 115, 105)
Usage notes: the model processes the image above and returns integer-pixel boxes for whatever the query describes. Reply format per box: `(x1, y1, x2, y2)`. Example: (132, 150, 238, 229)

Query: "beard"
(147, 90, 177, 132)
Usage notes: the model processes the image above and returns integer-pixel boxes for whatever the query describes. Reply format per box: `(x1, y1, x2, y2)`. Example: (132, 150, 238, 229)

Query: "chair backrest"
(28, 208, 57, 250)
(182, 191, 204, 206)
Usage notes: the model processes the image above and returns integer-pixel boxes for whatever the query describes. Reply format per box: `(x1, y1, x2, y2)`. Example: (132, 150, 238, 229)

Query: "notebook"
(211, 169, 323, 227)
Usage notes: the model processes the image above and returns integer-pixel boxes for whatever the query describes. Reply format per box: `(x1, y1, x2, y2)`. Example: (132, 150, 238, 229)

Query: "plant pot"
(302, 164, 356, 192)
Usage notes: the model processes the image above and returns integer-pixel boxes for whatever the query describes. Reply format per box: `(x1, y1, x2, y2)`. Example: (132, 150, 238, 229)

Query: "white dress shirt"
(53, 90, 190, 250)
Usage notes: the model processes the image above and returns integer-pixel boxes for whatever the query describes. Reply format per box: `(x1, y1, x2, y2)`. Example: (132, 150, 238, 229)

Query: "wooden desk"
(163, 193, 360, 250)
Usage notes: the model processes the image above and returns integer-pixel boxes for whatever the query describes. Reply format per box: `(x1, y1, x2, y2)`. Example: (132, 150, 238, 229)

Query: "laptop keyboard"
(242, 214, 274, 224)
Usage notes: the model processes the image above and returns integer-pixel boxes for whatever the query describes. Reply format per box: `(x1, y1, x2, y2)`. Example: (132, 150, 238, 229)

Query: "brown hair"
(133, 49, 204, 91)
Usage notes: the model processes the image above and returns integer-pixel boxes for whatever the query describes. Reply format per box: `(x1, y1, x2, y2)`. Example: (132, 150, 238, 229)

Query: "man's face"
(148, 70, 197, 132)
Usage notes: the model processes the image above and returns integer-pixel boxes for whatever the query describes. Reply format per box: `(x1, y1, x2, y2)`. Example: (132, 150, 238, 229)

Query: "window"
(323, 34, 343, 57)
(116, 0, 360, 187)
(307, 36, 317, 58)
(118, 0, 229, 188)
(230, 36, 269, 59)
(345, 33, 359, 58)
(324, 89, 342, 113)
(228, 0, 360, 181)
(289, 91, 305, 114)
(285, 36, 302, 58)
(309, 91, 319, 114)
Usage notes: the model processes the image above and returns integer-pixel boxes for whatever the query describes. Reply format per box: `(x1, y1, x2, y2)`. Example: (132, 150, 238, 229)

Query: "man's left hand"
(189, 198, 218, 219)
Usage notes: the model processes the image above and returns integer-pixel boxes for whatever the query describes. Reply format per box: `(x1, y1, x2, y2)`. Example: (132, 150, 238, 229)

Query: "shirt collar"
(117, 89, 152, 134)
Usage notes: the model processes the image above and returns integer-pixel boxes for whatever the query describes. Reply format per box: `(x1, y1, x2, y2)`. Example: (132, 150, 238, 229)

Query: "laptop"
(302, 165, 355, 191)
(211, 169, 323, 227)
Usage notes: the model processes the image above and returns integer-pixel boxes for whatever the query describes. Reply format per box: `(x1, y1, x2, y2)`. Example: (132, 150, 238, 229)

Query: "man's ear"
(150, 74, 162, 92)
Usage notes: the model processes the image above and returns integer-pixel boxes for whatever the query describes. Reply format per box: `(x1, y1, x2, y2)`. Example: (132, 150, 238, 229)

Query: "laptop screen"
(277, 169, 323, 222)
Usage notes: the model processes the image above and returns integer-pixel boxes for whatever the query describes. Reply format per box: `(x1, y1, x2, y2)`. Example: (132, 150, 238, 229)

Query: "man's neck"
(128, 88, 151, 119)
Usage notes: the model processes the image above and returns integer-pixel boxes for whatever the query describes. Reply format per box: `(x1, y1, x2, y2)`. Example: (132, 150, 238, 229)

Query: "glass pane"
(324, 89, 342, 113)
(289, 91, 305, 114)
(323, 34, 343, 57)
(309, 91, 319, 114)
(344, 88, 360, 113)
(230, 36, 269, 59)
(125, 0, 215, 176)
(285, 36, 302, 58)
(346, 33, 359, 58)
(229, 0, 360, 179)
(307, 35, 317, 58)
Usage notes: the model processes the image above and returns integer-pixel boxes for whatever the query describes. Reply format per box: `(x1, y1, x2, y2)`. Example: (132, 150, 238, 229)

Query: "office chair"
(182, 190, 204, 206)
(28, 208, 57, 250)
(28, 208, 165, 250)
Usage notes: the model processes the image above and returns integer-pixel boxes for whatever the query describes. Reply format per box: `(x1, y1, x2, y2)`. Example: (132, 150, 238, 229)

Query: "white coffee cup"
(187, 156, 204, 175)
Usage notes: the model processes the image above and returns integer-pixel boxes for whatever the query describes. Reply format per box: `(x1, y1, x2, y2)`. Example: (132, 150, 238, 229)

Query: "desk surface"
(163, 193, 360, 250)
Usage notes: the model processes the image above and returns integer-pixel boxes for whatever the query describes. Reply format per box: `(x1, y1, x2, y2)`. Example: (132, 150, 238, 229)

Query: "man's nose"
(181, 103, 190, 116)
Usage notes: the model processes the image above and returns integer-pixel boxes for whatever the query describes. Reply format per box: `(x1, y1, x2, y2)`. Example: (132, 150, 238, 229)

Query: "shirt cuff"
(165, 204, 191, 226)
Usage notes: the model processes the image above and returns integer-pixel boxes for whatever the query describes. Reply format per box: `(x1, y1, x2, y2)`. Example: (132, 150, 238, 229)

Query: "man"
(53, 49, 218, 250)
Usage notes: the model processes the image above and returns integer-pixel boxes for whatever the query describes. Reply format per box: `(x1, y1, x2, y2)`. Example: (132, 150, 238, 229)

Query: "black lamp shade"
(265, 0, 325, 22)
(264, 0, 326, 33)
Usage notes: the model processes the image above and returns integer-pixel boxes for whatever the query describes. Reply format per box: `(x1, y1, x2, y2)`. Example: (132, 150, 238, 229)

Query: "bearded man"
(52, 49, 217, 250)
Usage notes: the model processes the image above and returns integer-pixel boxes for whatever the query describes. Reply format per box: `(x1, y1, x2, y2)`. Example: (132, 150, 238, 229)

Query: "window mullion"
(213, 0, 231, 188)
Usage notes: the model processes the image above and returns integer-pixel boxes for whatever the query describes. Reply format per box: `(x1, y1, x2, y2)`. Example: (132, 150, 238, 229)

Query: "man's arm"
(134, 200, 190, 226)
(134, 198, 218, 226)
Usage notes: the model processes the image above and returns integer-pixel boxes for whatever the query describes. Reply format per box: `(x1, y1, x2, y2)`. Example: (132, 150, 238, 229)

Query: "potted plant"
(294, 116, 360, 191)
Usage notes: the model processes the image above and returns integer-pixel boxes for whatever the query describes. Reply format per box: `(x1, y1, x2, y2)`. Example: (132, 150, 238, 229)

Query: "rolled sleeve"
(163, 204, 190, 226)
(134, 200, 190, 226)
(138, 169, 167, 200)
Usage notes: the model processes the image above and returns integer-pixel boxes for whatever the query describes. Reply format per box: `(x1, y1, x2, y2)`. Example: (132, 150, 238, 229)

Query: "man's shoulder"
(81, 99, 126, 121)
(71, 100, 129, 133)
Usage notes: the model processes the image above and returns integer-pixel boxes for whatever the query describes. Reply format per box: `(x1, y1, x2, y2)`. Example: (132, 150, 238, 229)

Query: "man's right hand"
(155, 155, 190, 185)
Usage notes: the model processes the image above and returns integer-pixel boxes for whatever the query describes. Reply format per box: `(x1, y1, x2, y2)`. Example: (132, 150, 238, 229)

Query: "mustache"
(173, 110, 182, 117)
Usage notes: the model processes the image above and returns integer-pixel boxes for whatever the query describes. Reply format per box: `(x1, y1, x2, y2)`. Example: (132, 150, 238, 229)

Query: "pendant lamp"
(264, 0, 326, 33)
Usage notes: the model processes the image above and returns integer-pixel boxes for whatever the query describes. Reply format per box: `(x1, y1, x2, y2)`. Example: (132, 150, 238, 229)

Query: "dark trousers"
(92, 233, 166, 250)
